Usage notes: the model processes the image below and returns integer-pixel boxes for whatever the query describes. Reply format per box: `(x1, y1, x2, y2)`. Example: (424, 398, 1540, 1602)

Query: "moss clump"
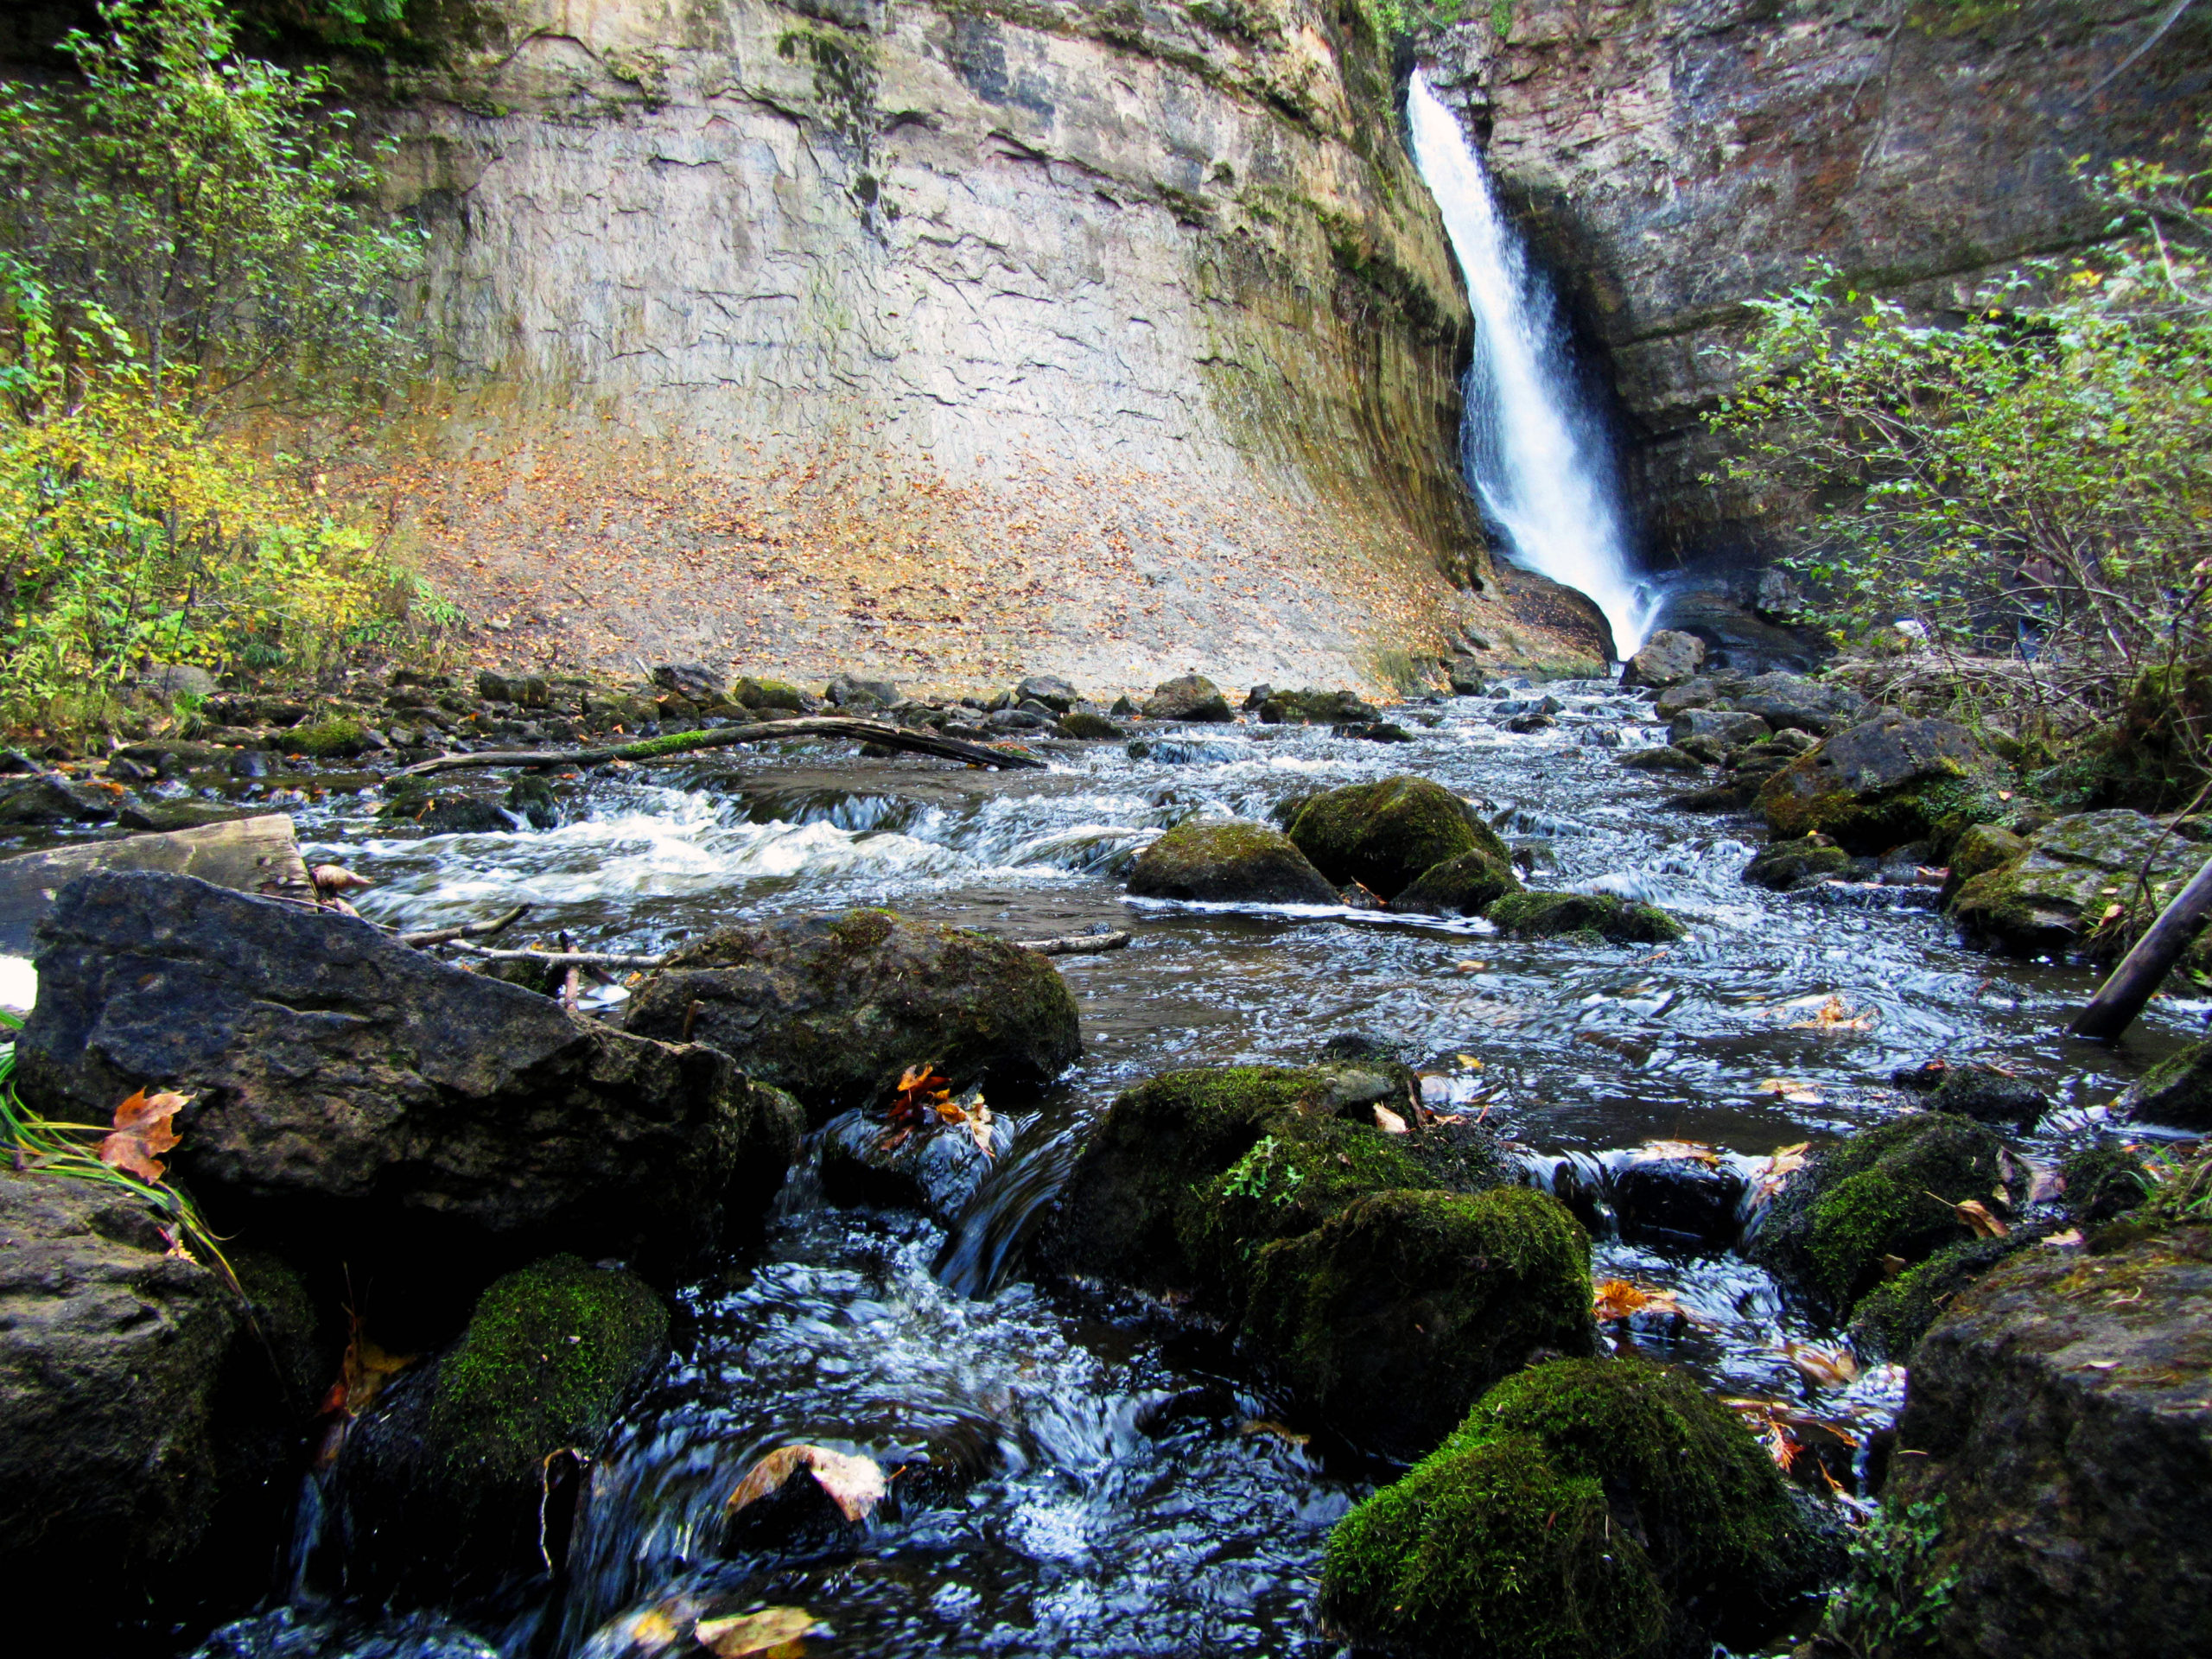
(1321, 1357, 1818, 1658)
(429, 1255, 669, 1493)
(2061, 1143, 2152, 1224)
(1947, 822, 2026, 885)
(1287, 775, 1497, 898)
(1743, 834, 1852, 891)
(1484, 891, 1687, 943)
(1126, 819, 1337, 905)
(1243, 1187, 1595, 1456)
(1846, 1236, 2020, 1361)
(1392, 847, 1523, 916)
(2122, 1036, 2212, 1130)
(735, 676, 805, 712)
(289, 716, 365, 757)
(1747, 1115, 2007, 1316)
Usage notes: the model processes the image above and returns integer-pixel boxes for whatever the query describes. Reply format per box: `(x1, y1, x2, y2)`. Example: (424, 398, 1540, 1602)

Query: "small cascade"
(1406, 69, 1660, 658)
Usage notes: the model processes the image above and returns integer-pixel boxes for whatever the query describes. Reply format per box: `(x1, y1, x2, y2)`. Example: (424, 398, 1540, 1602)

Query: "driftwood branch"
(2069, 849, 2212, 1042)
(1014, 930, 1131, 956)
(443, 940, 670, 969)
(399, 905, 531, 947)
(393, 719, 1046, 779)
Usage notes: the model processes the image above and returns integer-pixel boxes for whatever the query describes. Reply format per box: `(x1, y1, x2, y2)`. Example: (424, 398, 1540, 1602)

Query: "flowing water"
(194, 691, 2199, 1659)
(1406, 70, 1661, 657)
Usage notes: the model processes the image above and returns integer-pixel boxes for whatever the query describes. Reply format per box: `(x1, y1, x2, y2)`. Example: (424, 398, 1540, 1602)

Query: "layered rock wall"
(1422, 0, 2211, 568)
(367, 0, 1499, 690)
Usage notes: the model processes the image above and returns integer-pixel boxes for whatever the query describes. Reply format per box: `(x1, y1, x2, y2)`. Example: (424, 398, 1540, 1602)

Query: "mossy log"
(393, 717, 1046, 778)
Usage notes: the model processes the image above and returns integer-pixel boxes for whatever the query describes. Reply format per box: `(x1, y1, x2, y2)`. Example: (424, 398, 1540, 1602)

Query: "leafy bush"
(1707, 140, 2212, 803)
(0, 0, 448, 728)
(1818, 1496, 1960, 1657)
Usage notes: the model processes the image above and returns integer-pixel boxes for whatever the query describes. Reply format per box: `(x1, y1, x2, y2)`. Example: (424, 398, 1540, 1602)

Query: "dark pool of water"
(197, 683, 2200, 1658)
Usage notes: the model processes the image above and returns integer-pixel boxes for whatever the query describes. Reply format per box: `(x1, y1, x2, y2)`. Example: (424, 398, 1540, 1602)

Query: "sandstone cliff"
(1423, 0, 2211, 568)
(365, 0, 1524, 691)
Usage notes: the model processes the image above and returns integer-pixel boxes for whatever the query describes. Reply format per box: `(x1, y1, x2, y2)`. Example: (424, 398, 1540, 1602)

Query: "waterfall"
(1406, 69, 1657, 658)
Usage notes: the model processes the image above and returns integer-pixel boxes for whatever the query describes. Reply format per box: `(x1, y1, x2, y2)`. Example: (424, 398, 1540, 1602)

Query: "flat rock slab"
(1891, 1225, 2212, 1659)
(0, 813, 310, 955)
(13, 871, 797, 1289)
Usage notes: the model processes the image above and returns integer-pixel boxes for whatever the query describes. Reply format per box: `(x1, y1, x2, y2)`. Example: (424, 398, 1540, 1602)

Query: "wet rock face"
(15, 873, 797, 1286)
(1126, 819, 1338, 906)
(1947, 810, 2212, 976)
(1886, 1225, 2212, 1659)
(1758, 715, 2001, 855)
(626, 908, 1082, 1122)
(379, 0, 1485, 689)
(1422, 0, 2207, 563)
(0, 1171, 242, 1596)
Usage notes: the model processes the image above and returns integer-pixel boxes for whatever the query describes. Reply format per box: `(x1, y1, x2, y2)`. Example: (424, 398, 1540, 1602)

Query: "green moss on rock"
(1126, 819, 1338, 905)
(735, 676, 805, 712)
(1757, 715, 2002, 855)
(1321, 1357, 1820, 1658)
(429, 1255, 669, 1493)
(1243, 1186, 1595, 1457)
(1846, 1237, 2020, 1362)
(1391, 847, 1523, 916)
(1747, 1115, 2008, 1316)
(1484, 891, 1686, 943)
(289, 717, 366, 758)
(2123, 1038, 2212, 1129)
(1287, 775, 1497, 898)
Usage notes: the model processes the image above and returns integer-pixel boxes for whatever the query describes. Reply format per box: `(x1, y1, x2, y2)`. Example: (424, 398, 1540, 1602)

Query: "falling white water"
(1407, 70, 1658, 658)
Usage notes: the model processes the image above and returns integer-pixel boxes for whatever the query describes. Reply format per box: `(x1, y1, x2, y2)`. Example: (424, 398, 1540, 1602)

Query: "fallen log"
(393, 719, 1046, 779)
(1014, 930, 1131, 957)
(2069, 848, 2212, 1042)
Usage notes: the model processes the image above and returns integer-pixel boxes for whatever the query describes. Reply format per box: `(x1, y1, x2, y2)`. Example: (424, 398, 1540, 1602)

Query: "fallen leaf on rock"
(98, 1087, 191, 1181)
(1879, 1253, 1910, 1278)
(1783, 1340, 1860, 1389)
(1456, 1053, 1483, 1068)
(2042, 1229, 2084, 1249)
(1789, 995, 1878, 1032)
(1633, 1140, 1721, 1166)
(695, 1607, 818, 1658)
(1373, 1103, 1408, 1135)
(1593, 1278, 1699, 1324)
(1928, 1192, 2009, 1238)
(727, 1445, 886, 1523)
(1236, 1418, 1311, 1446)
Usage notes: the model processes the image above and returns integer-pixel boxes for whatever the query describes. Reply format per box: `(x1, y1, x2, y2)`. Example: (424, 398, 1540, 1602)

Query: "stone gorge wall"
(1422, 0, 2211, 570)
(369, 0, 1503, 691)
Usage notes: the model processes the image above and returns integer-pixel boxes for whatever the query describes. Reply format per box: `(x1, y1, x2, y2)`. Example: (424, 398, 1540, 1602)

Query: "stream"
(194, 682, 2198, 1659)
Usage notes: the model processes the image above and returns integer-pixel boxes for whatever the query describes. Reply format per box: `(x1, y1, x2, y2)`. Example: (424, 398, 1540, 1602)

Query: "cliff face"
(1423, 0, 2211, 569)
(370, 0, 1509, 691)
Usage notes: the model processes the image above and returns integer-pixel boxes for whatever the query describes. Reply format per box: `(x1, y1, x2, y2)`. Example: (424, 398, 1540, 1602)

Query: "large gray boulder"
(1141, 674, 1233, 722)
(0, 812, 310, 954)
(1884, 1224, 2212, 1659)
(1730, 671, 1872, 735)
(0, 1172, 242, 1599)
(1948, 810, 2212, 976)
(1621, 628, 1705, 689)
(1756, 715, 2001, 855)
(14, 873, 799, 1284)
(1127, 820, 1337, 905)
(625, 908, 1081, 1122)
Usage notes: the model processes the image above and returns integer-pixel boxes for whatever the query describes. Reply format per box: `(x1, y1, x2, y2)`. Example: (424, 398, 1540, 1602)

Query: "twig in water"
(399, 904, 531, 947)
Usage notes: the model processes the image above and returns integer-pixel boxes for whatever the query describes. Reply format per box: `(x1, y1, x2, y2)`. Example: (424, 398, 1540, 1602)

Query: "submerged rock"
(1882, 1224, 2212, 1659)
(1126, 819, 1337, 906)
(1484, 891, 1687, 944)
(626, 908, 1081, 1121)
(337, 1256, 669, 1594)
(1319, 1357, 1833, 1659)
(15, 872, 797, 1294)
(1286, 774, 1500, 899)
(1141, 674, 1232, 722)
(1745, 1114, 2008, 1318)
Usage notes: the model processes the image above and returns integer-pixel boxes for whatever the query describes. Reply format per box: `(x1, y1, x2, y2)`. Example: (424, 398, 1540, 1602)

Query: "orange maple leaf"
(98, 1088, 192, 1182)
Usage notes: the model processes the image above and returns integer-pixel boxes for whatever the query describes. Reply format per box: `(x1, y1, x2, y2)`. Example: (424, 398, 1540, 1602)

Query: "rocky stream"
(5, 662, 2206, 1658)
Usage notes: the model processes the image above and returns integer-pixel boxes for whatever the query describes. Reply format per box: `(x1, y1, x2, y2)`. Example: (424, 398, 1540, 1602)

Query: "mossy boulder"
(1757, 715, 2002, 855)
(1743, 833, 1851, 891)
(735, 676, 806, 712)
(288, 716, 368, 759)
(625, 908, 1081, 1122)
(1243, 1187, 1596, 1458)
(1287, 775, 1500, 899)
(1390, 847, 1523, 917)
(2123, 1037, 2212, 1129)
(1948, 810, 2212, 976)
(1319, 1357, 1828, 1658)
(1126, 819, 1337, 905)
(338, 1255, 669, 1592)
(1055, 709, 1122, 740)
(1745, 1114, 2009, 1318)
(1141, 674, 1232, 722)
(1258, 687, 1381, 725)
(1845, 1236, 2021, 1362)
(1484, 891, 1687, 944)
(2060, 1143, 2153, 1225)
